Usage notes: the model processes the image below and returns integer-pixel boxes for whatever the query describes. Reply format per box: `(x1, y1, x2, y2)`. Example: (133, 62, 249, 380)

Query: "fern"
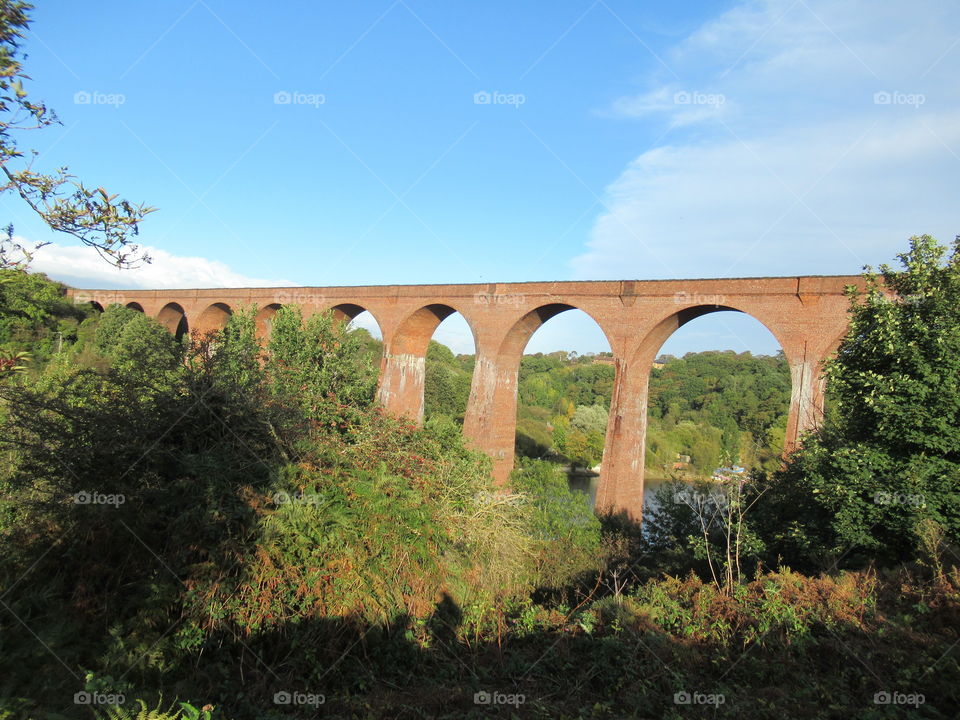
(95, 698, 215, 720)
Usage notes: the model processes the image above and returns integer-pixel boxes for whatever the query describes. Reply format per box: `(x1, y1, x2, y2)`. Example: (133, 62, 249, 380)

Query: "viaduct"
(67, 276, 861, 519)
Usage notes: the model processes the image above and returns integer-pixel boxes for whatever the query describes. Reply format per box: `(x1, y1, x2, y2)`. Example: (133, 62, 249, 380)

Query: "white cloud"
(576, 0, 960, 281)
(606, 85, 731, 127)
(29, 242, 294, 289)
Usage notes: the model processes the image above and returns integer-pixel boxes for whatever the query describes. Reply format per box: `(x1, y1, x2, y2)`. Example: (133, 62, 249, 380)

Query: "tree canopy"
(763, 235, 960, 565)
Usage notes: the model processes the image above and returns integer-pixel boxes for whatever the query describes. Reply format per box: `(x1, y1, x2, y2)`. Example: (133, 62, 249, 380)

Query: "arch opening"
(640, 307, 791, 514)
(341, 308, 383, 343)
(420, 308, 477, 425)
(507, 306, 614, 506)
(125, 302, 144, 313)
(157, 302, 189, 341)
(330, 306, 385, 364)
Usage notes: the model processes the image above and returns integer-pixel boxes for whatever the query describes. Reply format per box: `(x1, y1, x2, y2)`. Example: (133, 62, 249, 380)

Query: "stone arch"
(597, 303, 793, 519)
(377, 303, 478, 423)
(497, 303, 615, 360)
(126, 302, 145, 313)
(255, 303, 282, 340)
(321, 302, 382, 338)
(324, 302, 385, 341)
(89, 301, 105, 313)
(195, 302, 232, 334)
(157, 302, 189, 341)
(329, 303, 372, 324)
(466, 303, 616, 484)
(394, 303, 477, 356)
(631, 304, 790, 369)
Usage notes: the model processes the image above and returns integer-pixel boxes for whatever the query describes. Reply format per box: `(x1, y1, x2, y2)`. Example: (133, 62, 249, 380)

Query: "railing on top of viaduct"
(67, 276, 863, 520)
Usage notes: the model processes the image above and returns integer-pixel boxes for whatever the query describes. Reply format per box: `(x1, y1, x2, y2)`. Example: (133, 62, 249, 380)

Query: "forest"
(1, 236, 958, 718)
(424, 339, 790, 479)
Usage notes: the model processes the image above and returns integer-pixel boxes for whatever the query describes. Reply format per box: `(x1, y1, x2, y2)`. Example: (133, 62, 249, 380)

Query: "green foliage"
(0, 296, 543, 711)
(0, 268, 91, 366)
(0, 347, 27, 378)
(765, 236, 960, 566)
(571, 403, 608, 434)
(645, 478, 767, 591)
(94, 699, 220, 720)
(646, 350, 790, 476)
(266, 305, 377, 426)
(423, 339, 472, 421)
(511, 458, 602, 587)
(512, 348, 790, 479)
(517, 352, 614, 411)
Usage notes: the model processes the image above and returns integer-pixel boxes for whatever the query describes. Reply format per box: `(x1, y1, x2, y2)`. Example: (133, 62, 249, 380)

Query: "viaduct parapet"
(67, 276, 861, 519)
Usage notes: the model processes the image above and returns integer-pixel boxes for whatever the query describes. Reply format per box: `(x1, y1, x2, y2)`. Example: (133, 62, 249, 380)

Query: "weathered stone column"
(462, 349, 520, 484)
(784, 344, 828, 453)
(376, 347, 427, 423)
(596, 355, 652, 520)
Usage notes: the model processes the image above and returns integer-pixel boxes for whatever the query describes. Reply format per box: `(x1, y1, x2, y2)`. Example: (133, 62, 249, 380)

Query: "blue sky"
(14, 0, 960, 355)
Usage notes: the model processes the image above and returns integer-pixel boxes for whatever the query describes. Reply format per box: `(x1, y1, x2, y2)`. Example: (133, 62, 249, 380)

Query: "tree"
(571, 403, 608, 435)
(0, 266, 88, 360)
(423, 339, 471, 421)
(762, 236, 960, 566)
(266, 306, 378, 426)
(0, 1, 153, 270)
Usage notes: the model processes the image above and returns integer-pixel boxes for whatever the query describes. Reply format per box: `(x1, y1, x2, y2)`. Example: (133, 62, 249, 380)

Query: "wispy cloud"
(605, 85, 730, 126)
(30, 242, 294, 289)
(576, 0, 960, 280)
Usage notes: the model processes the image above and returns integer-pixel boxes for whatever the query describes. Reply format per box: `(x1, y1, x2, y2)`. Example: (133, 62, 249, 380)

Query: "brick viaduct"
(67, 276, 861, 519)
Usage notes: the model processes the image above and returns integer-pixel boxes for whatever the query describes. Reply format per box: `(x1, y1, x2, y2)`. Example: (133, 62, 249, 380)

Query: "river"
(567, 471, 677, 517)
